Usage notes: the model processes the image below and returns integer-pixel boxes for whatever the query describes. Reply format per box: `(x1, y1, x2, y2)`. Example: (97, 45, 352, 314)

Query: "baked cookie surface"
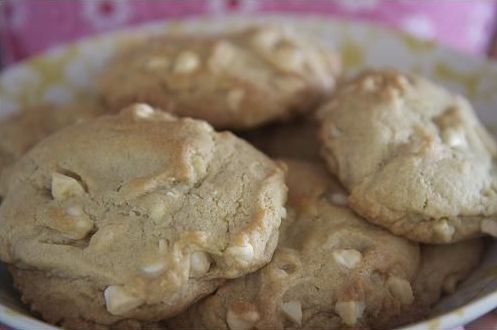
(0, 101, 104, 181)
(318, 70, 497, 243)
(170, 159, 420, 329)
(0, 104, 286, 328)
(97, 26, 340, 129)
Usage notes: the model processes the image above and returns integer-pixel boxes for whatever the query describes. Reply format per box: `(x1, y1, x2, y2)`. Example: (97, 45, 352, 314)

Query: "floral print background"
(1, 0, 497, 66)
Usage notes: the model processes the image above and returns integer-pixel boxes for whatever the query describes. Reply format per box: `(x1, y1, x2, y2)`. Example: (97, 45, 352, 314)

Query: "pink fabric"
(1, 0, 497, 65)
(0, 1, 497, 328)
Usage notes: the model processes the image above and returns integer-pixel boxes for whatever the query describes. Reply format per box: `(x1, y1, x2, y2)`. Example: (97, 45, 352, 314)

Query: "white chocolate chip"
(104, 285, 143, 316)
(333, 249, 362, 269)
(141, 260, 167, 277)
(386, 276, 414, 306)
(281, 300, 302, 326)
(226, 303, 260, 330)
(274, 47, 305, 73)
(442, 128, 467, 148)
(66, 206, 83, 217)
(329, 193, 348, 206)
(226, 242, 254, 263)
(71, 215, 94, 240)
(132, 103, 155, 119)
(51, 172, 85, 201)
(143, 56, 169, 70)
(173, 51, 200, 74)
(208, 41, 238, 72)
(166, 191, 178, 198)
(335, 301, 365, 326)
(251, 29, 280, 50)
(227, 89, 245, 112)
(280, 206, 287, 219)
(481, 219, 497, 237)
(190, 251, 211, 277)
(434, 220, 455, 242)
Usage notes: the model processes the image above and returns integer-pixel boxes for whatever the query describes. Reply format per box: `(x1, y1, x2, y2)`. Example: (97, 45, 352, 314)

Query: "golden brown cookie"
(318, 70, 497, 243)
(0, 100, 105, 181)
(169, 159, 420, 329)
(97, 26, 340, 129)
(0, 104, 287, 328)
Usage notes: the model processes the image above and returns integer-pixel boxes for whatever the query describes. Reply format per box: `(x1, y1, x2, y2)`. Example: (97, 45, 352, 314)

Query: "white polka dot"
(82, 0, 131, 30)
(402, 15, 436, 40)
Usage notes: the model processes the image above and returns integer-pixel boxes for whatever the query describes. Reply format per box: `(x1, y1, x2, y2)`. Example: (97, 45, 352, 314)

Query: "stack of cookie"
(0, 26, 495, 330)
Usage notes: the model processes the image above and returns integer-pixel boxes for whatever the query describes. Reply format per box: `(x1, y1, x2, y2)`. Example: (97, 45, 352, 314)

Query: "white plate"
(0, 15, 496, 330)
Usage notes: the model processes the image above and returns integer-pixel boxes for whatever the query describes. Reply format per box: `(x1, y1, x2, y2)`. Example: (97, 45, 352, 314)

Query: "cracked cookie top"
(96, 26, 340, 129)
(0, 104, 287, 328)
(169, 159, 420, 330)
(318, 70, 497, 243)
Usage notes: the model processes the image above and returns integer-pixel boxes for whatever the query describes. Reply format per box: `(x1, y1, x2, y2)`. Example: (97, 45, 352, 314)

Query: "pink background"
(1, 0, 497, 66)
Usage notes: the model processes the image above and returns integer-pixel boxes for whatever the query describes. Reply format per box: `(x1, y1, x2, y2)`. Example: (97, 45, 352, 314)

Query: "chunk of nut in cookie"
(51, 172, 85, 201)
(226, 302, 260, 330)
(386, 276, 414, 306)
(333, 249, 362, 269)
(173, 50, 200, 74)
(434, 220, 455, 242)
(104, 285, 144, 316)
(481, 219, 497, 237)
(335, 301, 365, 326)
(281, 300, 302, 326)
(189, 251, 211, 277)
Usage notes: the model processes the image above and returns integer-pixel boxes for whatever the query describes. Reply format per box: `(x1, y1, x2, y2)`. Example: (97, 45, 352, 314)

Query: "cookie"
(240, 119, 321, 161)
(0, 100, 104, 181)
(389, 239, 483, 327)
(169, 159, 420, 329)
(97, 26, 340, 129)
(0, 104, 287, 328)
(318, 70, 497, 243)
